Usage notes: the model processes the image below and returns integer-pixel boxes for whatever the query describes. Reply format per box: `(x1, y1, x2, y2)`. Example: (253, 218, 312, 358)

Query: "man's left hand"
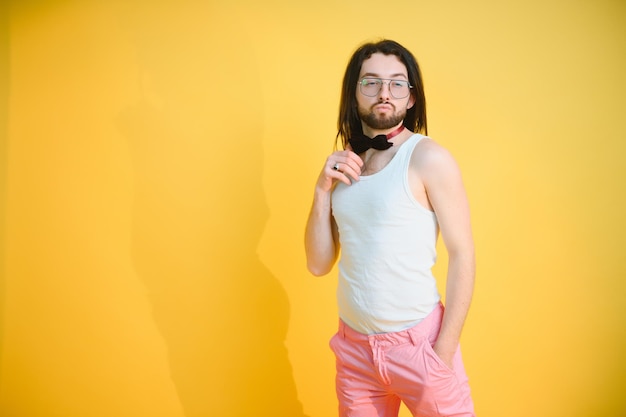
(433, 342, 455, 370)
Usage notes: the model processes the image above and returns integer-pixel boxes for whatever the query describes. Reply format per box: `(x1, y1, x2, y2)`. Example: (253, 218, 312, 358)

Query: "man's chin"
(368, 118, 403, 130)
(359, 108, 405, 130)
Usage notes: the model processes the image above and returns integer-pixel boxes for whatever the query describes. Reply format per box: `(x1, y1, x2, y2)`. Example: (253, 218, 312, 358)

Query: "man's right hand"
(316, 150, 363, 192)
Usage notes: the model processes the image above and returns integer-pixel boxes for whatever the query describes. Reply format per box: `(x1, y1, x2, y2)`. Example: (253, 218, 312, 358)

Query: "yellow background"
(1, 1, 625, 416)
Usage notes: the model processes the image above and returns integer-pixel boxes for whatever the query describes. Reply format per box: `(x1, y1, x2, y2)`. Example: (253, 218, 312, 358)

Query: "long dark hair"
(336, 39, 427, 149)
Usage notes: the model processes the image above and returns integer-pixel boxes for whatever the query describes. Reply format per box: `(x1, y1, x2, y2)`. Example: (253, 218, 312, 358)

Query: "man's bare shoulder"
(411, 136, 459, 175)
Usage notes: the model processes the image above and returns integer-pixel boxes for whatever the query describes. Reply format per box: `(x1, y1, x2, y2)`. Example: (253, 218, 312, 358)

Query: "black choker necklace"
(349, 125, 405, 154)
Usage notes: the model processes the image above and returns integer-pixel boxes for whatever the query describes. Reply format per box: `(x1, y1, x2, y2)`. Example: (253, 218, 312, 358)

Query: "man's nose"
(378, 81, 392, 100)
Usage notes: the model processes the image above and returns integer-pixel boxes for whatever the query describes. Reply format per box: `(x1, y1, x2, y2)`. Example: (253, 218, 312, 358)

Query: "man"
(304, 39, 476, 416)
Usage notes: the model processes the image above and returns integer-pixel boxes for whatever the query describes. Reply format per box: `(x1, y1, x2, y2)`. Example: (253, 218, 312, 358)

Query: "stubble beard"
(358, 104, 406, 131)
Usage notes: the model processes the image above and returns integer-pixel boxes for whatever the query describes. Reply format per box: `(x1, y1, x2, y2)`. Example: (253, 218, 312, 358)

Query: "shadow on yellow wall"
(116, 36, 305, 417)
(1, 1, 308, 416)
(116, 19, 306, 414)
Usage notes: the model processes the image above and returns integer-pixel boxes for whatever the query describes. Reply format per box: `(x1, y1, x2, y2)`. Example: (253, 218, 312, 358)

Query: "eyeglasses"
(358, 77, 413, 99)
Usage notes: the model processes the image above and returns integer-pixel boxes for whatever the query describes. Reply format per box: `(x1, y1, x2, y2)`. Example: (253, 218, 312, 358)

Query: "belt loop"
(339, 320, 346, 339)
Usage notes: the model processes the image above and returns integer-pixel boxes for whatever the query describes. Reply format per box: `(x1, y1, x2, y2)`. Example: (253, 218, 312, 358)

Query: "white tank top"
(331, 134, 440, 334)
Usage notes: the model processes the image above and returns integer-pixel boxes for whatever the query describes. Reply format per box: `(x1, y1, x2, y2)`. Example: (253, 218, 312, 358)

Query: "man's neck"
(361, 122, 405, 139)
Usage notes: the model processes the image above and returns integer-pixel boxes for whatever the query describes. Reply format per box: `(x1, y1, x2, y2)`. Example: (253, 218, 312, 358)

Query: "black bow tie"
(349, 134, 393, 154)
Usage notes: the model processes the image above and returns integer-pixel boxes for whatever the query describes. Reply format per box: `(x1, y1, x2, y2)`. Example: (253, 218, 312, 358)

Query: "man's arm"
(305, 149, 363, 276)
(416, 140, 475, 368)
(305, 189, 339, 276)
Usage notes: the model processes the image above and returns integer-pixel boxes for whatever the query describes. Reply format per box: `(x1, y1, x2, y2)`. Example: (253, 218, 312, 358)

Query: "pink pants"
(330, 303, 475, 417)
